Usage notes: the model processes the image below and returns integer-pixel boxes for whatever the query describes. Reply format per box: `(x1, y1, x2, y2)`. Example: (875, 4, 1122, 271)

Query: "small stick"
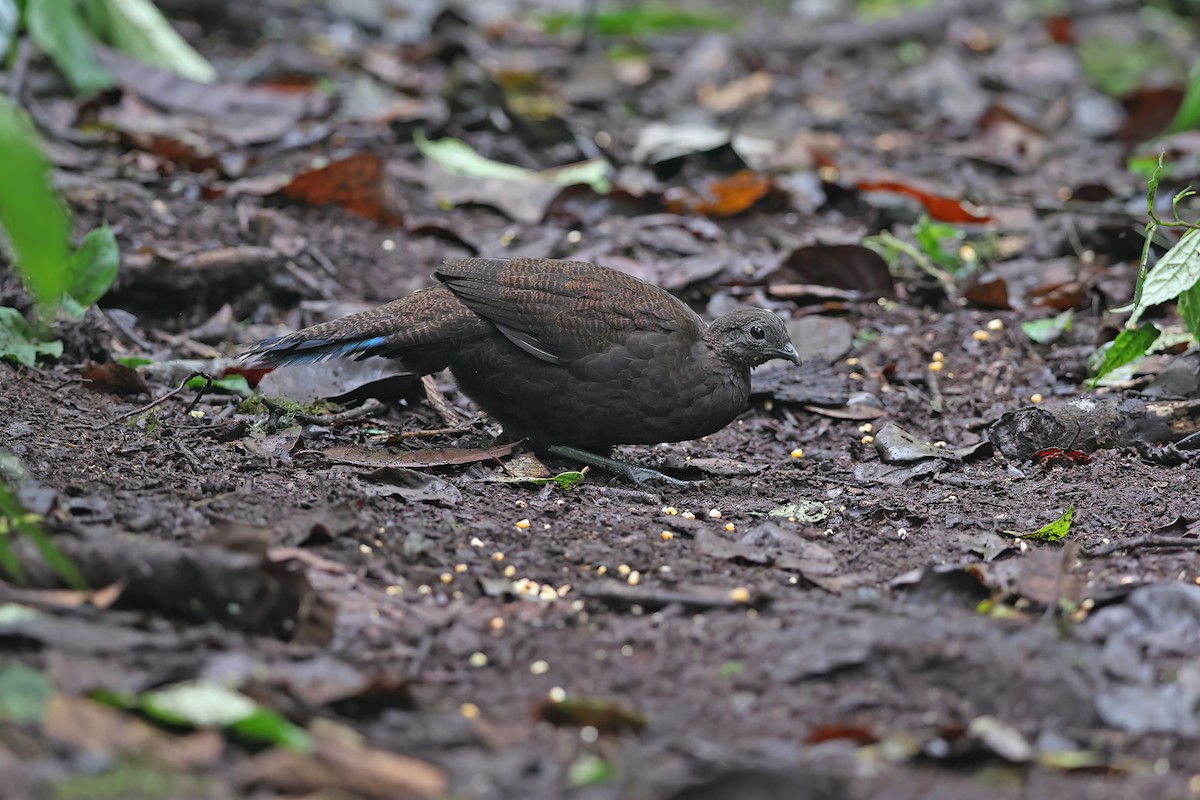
(422, 375, 466, 427)
(96, 370, 212, 429)
(1085, 535, 1200, 557)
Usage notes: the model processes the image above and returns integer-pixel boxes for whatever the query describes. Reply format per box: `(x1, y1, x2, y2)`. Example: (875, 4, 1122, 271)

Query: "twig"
(874, 230, 958, 302)
(1085, 535, 1200, 557)
(95, 370, 212, 429)
(422, 375, 466, 427)
(926, 362, 943, 415)
(397, 426, 476, 439)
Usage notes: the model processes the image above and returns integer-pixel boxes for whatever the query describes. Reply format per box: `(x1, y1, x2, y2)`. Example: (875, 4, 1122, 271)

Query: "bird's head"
(708, 308, 801, 369)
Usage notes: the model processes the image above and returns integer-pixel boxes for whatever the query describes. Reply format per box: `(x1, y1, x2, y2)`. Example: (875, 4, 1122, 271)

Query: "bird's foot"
(546, 445, 701, 489)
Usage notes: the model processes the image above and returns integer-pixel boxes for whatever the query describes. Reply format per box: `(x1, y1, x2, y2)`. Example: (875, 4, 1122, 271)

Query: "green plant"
(1092, 153, 1200, 387)
(0, 96, 119, 365)
(3, 0, 215, 94)
(0, 475, 86, 588)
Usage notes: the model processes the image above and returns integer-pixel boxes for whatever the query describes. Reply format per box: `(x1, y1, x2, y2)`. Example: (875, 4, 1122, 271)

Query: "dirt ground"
(4, 0, 1200, 798)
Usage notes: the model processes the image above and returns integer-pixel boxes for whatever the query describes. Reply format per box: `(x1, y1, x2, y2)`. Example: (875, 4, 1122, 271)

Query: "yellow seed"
(928, 361, 944, 371)
(492, 552, 505, 561)
(489, 616, 505, 631)
(359, 544, 372, 555)
(858, 422, 874, 434)
(627, 570, 641, 586)
(931, 351, 945, 362)
(530, 660, 549, 675)
(1030, 393, 1043, 404)
(617, 564, 631, 576)
(515, 518, 531, 529)
(972, 330, 990, 341)
(849, 371, 863, 380)
(661, 531, 674, 541)
(846, 357, 860, 367)
(454, 563, 468, 574)
(986, 318, 1004, 331)
(417, 584, 432, 595)
(469, 652, 488, 667)
(556, 584, 571, 597)
(385, 585, 402, 596)
(503, 565, 516, 578)
(790, 448, 804, 459)
(708, 508, 722, 519)
(725, 522, 735, 532)
(730, 587, 751, 603)
(470, 537, 485, 547)
(861, 435, 875, 445)
(539, 585, 558, 601)
(662, 506, 677, 515)
(681, 511, 696, 520)
(440, 573, 453, 584)
(548, 686, 566, 702)
(596, 565, 607, 576)
(460, 702, 480, 719)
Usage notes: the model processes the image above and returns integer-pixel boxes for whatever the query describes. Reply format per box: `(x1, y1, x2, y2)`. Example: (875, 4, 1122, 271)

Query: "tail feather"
(241, 334, 391, 367)
(240, 283, 485, 373)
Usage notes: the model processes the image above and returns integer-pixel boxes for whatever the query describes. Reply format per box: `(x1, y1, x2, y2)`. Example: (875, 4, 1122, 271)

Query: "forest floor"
(3, 0, 1200, 798)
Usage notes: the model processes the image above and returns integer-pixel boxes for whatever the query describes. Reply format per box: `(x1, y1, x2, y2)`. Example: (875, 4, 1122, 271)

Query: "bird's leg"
(546, 445, 700, 489)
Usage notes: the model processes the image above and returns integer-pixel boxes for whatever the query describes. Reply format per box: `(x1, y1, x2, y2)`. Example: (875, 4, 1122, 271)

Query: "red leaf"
(856, 180, 992, 223)
(664, 170, 773, 216)
(277, 153, 406, 225)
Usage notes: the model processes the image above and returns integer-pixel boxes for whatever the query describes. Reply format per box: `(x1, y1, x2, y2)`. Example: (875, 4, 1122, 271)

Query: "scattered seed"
(972, 330, 990, 341)
(1030, 393, 1043, 404)
(662, 506, 678, 515)
(928, 361, 944, 371)
(385, 585, 402, 596)
(708, 508, 722, 519)
(661, 531, 674, 541)
(492, 552, 505, 561)
(549, 686, 566, 702)
(454, 563, 468, 574)
(515, 518, 531, 530)
(460, 702, 480, 719)
(858, 422, 874, 434)
(724, 522, 735, 532)
(861, 435, 875, 444)
(504, 565, 516, 577)
(440, 573, 453, 584)
(470, 537, 485, 548)
(469, 652, 488, 668)
(596, 565, 607, 576)
(530, 660, 549, 675)
(931, 351, 945, 362)
(681, 510, 696, 519)
(730, 587, 751, 603)
(617, 564, 631, 576)
(358, 544, 372, 555)
(489, 616, 505, 631)
(790, 448, 804, 459)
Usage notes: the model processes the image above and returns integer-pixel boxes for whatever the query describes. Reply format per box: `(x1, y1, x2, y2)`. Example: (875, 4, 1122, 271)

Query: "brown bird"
(243, 257, 800, 485)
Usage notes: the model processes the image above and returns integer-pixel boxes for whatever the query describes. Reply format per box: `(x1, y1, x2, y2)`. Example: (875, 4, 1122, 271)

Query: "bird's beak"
(776, 342, 802, 365)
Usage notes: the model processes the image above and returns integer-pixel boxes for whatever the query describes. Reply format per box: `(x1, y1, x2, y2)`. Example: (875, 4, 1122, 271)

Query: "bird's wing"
(435, 258, 702, 365)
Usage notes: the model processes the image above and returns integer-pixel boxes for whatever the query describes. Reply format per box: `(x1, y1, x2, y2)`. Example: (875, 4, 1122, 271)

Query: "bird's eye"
(750, 325, 766, 340)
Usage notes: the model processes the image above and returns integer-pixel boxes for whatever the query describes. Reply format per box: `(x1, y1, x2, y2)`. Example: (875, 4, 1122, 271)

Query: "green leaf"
(718, 660, 744, 678)
(1167, 62, 1200, 135)
(25, 0, 113, 94)
(1024, 504, 1074, 543)
(0, 97, 72, 315)
(415, 132, 611, 194)
(142, 681, 258, 727)
(65, 225, 119, 312)
(90, 0, 216, 82)
(0, 307, 62, 366)
(1178, 282, 1200, 342)
(0, 0, 18, 63)
(488, 470, 587, 489)
(118, 356, 153, 368)
(1088, 323, 1160, 389)
(539, 5, 736, 36)
(1129, 228, 1200, 325)
(567, 754, 616, 787)
(0, 664, 53, 723)
(141, 681, 311, 751)
(1020, 309, 1073, 344)
(231, 708, 312, 751)
(186, 374, 249, 394)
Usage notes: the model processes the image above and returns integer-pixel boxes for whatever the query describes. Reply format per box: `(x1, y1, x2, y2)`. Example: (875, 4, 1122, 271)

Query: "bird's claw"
(624, 466, 702, 489)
